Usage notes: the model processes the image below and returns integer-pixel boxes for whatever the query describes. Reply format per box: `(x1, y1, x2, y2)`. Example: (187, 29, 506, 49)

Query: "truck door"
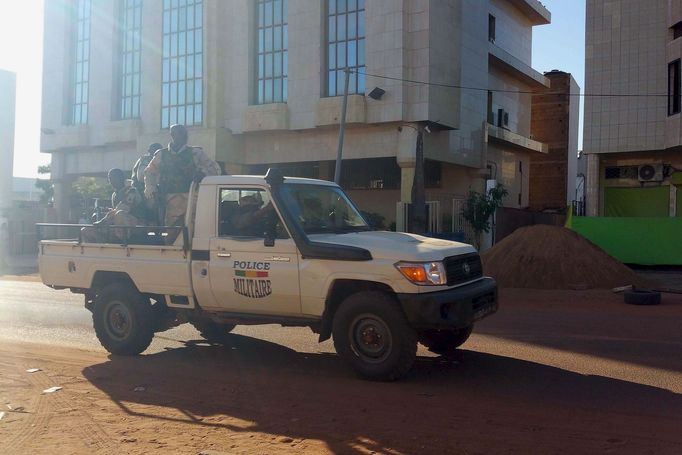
(208, 187, 301, 315)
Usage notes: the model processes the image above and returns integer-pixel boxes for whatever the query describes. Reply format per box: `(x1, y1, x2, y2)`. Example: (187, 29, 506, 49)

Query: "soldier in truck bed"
(143, 124, 221, 227)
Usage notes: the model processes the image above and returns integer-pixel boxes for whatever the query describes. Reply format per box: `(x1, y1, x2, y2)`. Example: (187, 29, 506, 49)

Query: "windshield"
(280, 184, 371, 234)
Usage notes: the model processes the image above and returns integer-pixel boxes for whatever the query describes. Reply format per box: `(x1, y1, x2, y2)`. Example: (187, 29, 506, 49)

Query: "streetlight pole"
(334, 68, 351, 184)
(411, 124, 426, 234)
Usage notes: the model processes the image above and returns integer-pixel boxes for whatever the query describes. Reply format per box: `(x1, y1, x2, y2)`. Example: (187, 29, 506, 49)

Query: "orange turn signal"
(397, 266, 428, 283)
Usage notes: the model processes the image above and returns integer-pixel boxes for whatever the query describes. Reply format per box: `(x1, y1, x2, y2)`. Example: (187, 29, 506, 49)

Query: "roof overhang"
(489, 44, 551, 90)
(508, 0, 551, 25)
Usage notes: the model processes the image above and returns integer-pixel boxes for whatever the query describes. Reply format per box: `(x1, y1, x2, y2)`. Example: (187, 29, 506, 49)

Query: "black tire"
(624, 289, 661, 306)
(92, 283, 154, 355)
(418, 326, 473, 356)
(332, 291, 417, 381)
(191, 319, 236, 344)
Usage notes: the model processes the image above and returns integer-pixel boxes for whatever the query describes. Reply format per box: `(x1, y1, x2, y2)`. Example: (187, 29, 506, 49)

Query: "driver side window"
(218, 188, 288, 239)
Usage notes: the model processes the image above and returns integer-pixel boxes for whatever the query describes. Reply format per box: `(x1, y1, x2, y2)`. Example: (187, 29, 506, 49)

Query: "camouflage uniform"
(131, 154, 155, 193)
(81, 187, 146, 244)
(143, 144, 221, 226)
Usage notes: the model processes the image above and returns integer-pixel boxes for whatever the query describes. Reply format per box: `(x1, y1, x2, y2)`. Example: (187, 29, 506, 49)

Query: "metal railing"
(36, 224, 189, 251)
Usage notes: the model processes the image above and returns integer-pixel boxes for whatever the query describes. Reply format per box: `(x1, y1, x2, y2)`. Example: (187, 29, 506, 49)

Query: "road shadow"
(82, 333, 682, 454)
(476, 289, 682, 373)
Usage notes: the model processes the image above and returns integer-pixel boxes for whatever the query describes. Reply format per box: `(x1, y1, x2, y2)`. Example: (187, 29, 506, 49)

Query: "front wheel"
(92, 283, 154, 355)
(332, 291, 417, 381)
(418, 325, 473, 356)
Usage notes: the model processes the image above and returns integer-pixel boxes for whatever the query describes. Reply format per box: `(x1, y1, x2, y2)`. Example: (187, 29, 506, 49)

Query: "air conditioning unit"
(638, 164, 664, 182)
(497, 108, 509, 128)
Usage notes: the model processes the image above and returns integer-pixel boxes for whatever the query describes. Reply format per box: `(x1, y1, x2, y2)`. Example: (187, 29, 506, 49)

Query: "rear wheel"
(191, 319, 236, 344)
(332, 291, 417, 381)
(418, 325, 473, 356)
(93, 283, 154, 355)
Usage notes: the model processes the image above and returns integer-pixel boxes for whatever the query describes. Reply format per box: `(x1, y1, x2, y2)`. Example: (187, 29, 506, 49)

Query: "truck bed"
(39, 240, 193, 297)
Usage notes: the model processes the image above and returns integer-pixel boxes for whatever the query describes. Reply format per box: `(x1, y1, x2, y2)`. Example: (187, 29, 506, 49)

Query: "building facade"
(42, 0, 551, 227)
(529, 70, 580, 211)
(0, 69, 16, 214)
(584, 0, 682, 217)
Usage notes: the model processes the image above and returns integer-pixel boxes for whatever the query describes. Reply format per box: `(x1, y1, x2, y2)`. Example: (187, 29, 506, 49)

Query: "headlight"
(395, 261, 447, 286)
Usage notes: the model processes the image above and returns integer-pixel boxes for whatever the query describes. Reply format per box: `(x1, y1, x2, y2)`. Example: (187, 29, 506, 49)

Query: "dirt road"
(0, 282, 681, 454)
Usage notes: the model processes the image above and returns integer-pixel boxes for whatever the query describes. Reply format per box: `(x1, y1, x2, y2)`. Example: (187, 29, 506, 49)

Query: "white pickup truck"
(39, 169, 497, 380)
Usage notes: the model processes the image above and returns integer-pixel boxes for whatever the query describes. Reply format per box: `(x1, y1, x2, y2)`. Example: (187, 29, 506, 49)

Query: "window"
(119, 0, 142, 119)
(71, 0, 91, 125)
(256, 0, 288, 104)
(326, 0, 365, 96)
(161, 0, 203, 128)
(218, 188, 287, 238)
(672, 21, 682, 40)
(669, 60, 681, 116)
(488, 14, 496, 43)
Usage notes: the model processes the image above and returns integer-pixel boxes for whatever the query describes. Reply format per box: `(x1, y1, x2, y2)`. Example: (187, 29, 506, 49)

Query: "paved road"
(1, 278, 681, 454)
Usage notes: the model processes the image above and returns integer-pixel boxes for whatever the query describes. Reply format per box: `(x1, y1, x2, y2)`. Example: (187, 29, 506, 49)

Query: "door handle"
(216, 251, 231, 258)
(265, 256, 290, 262)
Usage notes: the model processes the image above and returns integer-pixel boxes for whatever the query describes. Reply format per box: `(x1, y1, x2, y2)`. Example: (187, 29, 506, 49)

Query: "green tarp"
(603, 186, 670, 217)
(571, 217, 682, 265)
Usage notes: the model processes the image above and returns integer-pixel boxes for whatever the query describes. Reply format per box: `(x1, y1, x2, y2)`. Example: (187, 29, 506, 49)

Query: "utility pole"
(410, 124, 426, 234)
(334, 68, 351, 184)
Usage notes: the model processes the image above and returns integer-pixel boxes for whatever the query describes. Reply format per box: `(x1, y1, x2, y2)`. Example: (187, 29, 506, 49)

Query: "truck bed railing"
(36, 223, 189, 251)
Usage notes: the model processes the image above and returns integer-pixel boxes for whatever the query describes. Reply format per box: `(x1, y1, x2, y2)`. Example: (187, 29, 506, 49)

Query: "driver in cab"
(231, 194, 275, 237)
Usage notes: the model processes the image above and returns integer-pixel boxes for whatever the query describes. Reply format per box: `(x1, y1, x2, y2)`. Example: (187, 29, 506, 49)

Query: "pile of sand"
(481, 224, 645, 289)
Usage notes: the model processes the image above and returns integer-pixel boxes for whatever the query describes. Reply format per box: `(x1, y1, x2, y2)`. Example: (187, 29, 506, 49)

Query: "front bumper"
(396, 277, 498, 330)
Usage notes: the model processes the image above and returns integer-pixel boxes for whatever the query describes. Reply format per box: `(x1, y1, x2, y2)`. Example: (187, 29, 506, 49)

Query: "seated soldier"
(81, 186, 148, 244)
(231, 195, 275, 237)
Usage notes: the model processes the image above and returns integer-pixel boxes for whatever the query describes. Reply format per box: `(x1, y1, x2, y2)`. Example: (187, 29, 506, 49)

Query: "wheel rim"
(348, 313, 393, 364)
(104, 300, 133, 341)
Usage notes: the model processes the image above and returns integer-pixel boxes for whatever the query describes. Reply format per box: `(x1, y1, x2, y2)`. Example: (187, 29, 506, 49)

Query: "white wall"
(0, 70, 16, 211)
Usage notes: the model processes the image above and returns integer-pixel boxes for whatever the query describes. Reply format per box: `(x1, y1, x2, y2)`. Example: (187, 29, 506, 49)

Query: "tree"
(35, 164, 54, 205)
(461, 184, 508, 248)
(71, 177, 111, 209)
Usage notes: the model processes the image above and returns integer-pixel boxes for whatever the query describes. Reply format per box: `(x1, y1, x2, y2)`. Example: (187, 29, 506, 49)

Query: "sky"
(1, 0, 586, 179)
(532, 0, 587, 150)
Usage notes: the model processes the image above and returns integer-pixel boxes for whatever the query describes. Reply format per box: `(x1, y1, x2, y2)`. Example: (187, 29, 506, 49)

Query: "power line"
(352, 70, 669, 98)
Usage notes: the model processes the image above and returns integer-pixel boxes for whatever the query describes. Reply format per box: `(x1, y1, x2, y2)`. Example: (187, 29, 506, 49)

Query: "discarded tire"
(623, 289, 661, 306)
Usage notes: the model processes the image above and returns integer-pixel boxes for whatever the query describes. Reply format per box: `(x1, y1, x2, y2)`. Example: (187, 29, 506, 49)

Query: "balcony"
(508, 0, 551, 25)
(488, 43, 551, 90)
(486, 123, 548, 154)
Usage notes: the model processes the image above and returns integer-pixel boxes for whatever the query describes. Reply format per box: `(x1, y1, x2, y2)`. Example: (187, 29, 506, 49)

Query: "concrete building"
(584, 0, 682, 217)
(12, 177, 42, 204)
(0, 69, 16, 214)
(42, 0, 551, 227)
(529, 70, 580, 211)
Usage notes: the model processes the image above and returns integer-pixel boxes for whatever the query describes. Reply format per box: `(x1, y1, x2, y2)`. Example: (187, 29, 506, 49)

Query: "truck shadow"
(82, 333, 682, 454)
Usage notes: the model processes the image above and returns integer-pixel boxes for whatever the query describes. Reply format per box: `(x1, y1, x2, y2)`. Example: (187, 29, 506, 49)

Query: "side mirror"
(263, 213, 277, 247)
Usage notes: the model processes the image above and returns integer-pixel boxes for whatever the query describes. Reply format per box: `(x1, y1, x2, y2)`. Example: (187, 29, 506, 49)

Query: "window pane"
(328, 44, 336, 69)
(274, 52, 282, 77)
(358, 10, 365, 37)
(274, 78, 282, 101)
(348, 39, 356, 66)
(337, 42, 346, 68)
(348, 12, 356, 39)
(337, 14, 346, 41)
(328, 16, 336, 41)
(274, 25, 282, 49)
(358, 38, 365, 65)
(337, 71, 345, 94)
(328, 70, 336, 95)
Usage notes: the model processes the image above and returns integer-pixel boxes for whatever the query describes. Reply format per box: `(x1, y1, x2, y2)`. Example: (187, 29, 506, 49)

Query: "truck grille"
(444, 253, 483, 286)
